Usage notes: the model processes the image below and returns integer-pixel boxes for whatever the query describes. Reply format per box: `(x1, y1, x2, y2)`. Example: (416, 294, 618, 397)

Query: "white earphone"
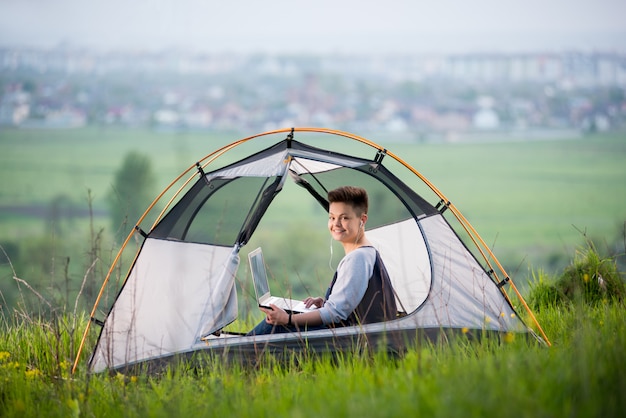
(360, 220, 364, 228)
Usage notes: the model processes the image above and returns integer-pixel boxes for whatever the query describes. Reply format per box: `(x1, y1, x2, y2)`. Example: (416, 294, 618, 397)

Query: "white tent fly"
(73, 128, 549, 374)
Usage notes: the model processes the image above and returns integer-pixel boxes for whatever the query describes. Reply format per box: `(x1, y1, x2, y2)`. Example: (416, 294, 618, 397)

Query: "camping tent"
(73, 128, 549, 374)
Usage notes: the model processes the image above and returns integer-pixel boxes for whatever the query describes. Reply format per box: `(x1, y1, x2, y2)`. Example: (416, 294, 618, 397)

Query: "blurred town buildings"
(1, 47, 625, 140)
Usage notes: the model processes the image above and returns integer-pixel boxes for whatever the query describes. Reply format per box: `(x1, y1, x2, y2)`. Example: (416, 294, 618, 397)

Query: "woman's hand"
(303, 297, 324, 309)
(259, 304, 289, 326)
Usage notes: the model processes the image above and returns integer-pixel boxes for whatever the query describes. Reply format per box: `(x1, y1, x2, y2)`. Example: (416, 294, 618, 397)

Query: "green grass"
(0, 302, 624, 417)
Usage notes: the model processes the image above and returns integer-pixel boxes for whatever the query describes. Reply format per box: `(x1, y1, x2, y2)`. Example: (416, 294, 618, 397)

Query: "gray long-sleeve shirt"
(318, 246, 376, 325)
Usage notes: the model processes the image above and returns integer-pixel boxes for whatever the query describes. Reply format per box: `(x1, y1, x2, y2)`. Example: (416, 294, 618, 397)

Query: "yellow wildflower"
(255, 374, 269, 385)
(583, 273, 590, 283)
(0, 351, 10, 362)
(504, 332, 515, 343)
(25, 369, 42, 378)
(461, 327, 469, 334)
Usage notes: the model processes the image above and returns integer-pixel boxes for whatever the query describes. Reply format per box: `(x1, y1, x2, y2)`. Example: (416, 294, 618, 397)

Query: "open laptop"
(248, 247, 315, 313)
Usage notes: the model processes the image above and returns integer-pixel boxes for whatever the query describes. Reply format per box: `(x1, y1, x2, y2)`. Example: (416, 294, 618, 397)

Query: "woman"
(247, 186, 397, 336)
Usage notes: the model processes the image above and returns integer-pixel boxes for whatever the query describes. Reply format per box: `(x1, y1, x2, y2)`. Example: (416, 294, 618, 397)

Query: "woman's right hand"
(303, 297, 324, 309)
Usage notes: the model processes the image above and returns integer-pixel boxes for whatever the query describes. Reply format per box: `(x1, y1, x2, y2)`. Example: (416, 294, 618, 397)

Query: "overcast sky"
(1, 0, 625, 54)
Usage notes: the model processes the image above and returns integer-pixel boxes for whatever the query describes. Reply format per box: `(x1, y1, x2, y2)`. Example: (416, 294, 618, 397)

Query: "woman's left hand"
(260, 304, 288, 326)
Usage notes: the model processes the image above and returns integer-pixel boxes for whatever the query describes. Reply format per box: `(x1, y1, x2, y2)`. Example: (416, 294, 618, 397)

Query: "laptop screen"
(248, 247, 270, 301)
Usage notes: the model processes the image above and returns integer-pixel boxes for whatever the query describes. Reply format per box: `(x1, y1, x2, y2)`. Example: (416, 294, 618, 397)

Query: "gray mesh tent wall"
(73, 128, 549, 374)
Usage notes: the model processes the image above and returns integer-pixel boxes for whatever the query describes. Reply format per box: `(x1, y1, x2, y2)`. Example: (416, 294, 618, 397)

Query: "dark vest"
(325, 248, 398, 326)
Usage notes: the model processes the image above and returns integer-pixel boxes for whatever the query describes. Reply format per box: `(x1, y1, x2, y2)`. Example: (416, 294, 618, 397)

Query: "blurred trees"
(107, 151, 156, 241)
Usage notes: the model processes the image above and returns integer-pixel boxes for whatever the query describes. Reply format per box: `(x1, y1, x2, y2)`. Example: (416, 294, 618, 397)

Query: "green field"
(2, 127, 624, 271)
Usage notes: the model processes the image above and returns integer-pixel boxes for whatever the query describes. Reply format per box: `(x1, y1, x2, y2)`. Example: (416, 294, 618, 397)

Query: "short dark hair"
(328, 186, 369, 215)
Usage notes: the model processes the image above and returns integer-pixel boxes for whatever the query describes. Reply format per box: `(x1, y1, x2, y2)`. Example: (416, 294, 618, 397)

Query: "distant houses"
(1, 48, 624, 137)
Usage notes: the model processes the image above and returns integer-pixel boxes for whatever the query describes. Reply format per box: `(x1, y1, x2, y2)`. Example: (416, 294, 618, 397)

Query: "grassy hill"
(1, 299, 624, 417)
(1, 127, 625, 417)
